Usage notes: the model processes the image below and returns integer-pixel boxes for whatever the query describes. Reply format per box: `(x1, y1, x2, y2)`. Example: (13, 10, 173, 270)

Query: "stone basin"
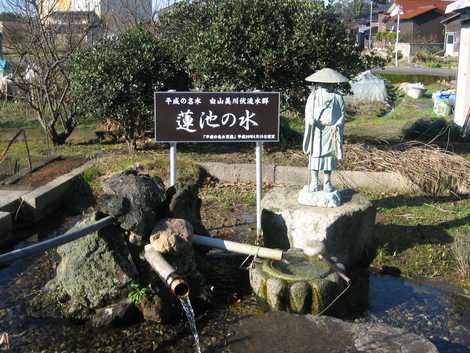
(262, 252, 330, 282)
(250, 250, 344, 315)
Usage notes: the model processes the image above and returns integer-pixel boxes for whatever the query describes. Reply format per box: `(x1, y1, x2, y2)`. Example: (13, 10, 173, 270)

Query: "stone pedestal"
(298, 186, 342, 208)
(261, 186, 375, 269)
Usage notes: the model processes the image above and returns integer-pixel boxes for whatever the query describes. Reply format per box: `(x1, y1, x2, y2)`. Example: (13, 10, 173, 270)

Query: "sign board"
(154, 92, 280, 143)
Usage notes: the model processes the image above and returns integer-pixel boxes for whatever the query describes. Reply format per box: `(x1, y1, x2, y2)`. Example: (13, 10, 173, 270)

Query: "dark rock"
(33, 214, 138, 319)
(197, 250, 251, 300)
(97, 194, 130, 218)
(138, 295, 163, 322)
(91, 298, 142, 327)
(129, 231, 145, 246)
(378, 266, 402, 277)
(103, 169, 166, 236)
(228, 311, 438, 353)
(167, 183, 209, 236)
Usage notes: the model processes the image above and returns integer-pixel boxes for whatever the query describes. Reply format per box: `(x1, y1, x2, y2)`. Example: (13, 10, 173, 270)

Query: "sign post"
(169, 143, 177, 187)
(255, 141, 263, 240)
(155, 91, 280, 240)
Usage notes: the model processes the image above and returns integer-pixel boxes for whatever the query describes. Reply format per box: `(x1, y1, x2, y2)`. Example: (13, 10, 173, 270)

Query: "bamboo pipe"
(0, 216, 114, 266)
(144, 245, 189, 298)
(191, 234, 284, 261)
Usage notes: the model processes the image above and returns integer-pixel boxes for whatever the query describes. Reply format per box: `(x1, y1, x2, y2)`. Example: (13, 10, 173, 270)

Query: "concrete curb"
(198, 162, 420, 194)
(0, 190, 29, 213)
(20, 162, 94, 222)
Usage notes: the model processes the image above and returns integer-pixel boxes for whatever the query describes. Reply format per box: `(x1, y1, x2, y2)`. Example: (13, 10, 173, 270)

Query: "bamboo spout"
(191, 234, 284, 261)
(144, 245, 190, 298)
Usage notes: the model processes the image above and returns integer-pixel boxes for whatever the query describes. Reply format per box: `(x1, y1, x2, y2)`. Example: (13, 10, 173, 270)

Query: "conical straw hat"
(305, 68, 348, 83)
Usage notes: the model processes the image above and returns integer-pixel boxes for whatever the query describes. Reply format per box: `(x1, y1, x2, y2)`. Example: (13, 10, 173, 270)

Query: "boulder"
(150, 218, 196, 275)
(228, 311, 438, 353)
(100, 169, 166, 236)
(91, 298, 142, 327)
(34, 214, 138, 319)
(150, 218, 193, 255)
(167, 183, 209, 236)
(262, 187, 376, 269)
(148, 218, 212, 308)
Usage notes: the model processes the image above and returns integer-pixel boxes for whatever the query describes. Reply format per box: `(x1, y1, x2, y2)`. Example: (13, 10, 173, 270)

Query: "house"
(42, 0, 152, 34)
(376, 0, 455, 58)
(386, 0, 452, 43)
(47, 11, 102, 45)
(0, 19, 27, 56)
(445, 0, 470, 135)
(441, 9, 470, 55)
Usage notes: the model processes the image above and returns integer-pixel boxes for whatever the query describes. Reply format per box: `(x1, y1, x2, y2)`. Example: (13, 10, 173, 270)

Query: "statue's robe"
(302, 86, 345, 171)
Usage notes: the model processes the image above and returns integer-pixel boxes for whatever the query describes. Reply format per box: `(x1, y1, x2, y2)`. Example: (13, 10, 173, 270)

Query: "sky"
(0, 0, 181, 14)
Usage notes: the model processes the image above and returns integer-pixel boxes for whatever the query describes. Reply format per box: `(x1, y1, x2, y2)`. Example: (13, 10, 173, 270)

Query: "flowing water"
(179, 296, 202, 353)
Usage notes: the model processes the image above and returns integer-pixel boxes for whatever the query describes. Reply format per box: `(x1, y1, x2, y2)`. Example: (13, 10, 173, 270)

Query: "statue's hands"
(314, 119, 324, 129)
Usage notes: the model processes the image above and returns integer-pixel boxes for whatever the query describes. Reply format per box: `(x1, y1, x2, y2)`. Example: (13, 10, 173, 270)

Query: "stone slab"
(199, 162, 275, 183)
(0, 211, 12, 244)
(20, 162, 93, 222)
(198, 161, 421, 194)
(262, 186, 376, 269)
(228, 312, 438, 353)
(273, 166, 420, 193)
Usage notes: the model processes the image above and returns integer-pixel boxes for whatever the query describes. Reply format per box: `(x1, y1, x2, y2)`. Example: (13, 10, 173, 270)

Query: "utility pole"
(369, 0, 373, 49)
(395, 10, 400, 66)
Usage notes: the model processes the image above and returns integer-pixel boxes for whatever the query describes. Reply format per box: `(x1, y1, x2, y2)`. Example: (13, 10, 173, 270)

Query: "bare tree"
(4, 0, 100, 145)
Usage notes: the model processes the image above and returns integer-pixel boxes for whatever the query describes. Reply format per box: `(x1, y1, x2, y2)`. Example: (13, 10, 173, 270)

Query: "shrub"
(402, 118, 470, 142)
(402, 118, 448, 140)
(452, 235, 470, 280)
(157, 0, 385, 113)
(376, 31, 396, 44)
(71, 27, 187, 153)
(415, 49, 433, 62)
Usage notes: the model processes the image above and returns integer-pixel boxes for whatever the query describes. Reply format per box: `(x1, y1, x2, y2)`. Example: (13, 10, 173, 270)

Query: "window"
(447, 33, 454, 44)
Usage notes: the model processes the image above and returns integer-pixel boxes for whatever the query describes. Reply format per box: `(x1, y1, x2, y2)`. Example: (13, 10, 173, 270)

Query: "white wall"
(454, 22, 470, 135)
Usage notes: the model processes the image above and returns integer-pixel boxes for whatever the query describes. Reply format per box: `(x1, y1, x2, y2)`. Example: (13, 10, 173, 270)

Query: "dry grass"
(452, 234, 470, 280)
(340, 141, 470, 194)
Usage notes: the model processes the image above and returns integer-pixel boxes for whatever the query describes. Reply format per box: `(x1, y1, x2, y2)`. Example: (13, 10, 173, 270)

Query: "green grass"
(87, 153, 201, 194)
(344, 83, 451, 140)
(370, 192, 470, 287)
(200, 183, 257, 211)
(283, 82, 451, 141)
(0, 101, 38, 128)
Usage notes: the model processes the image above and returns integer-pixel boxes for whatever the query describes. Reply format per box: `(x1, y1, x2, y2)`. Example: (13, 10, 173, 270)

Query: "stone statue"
(298, 68, 348, 208)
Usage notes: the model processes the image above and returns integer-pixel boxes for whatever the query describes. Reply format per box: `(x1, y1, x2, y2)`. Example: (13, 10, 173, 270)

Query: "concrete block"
(0, 211, 12, 245)
(20, 162, 93, 222)
(0, 190, 29, 213)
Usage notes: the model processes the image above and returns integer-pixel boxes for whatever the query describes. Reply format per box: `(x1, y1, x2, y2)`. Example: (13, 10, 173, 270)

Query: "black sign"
(154, 92, 280, 143)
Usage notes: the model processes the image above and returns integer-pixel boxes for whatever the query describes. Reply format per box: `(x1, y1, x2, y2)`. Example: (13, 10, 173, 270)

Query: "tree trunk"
(126, 138, 137, 154)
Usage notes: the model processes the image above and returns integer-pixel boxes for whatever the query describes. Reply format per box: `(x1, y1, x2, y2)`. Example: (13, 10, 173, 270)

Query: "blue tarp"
(432, 90, 456, 116)
(0, 58, 9, 71)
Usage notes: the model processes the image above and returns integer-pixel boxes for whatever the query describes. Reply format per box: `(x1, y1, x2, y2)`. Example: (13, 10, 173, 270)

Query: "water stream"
(179, 296, 202, 353)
